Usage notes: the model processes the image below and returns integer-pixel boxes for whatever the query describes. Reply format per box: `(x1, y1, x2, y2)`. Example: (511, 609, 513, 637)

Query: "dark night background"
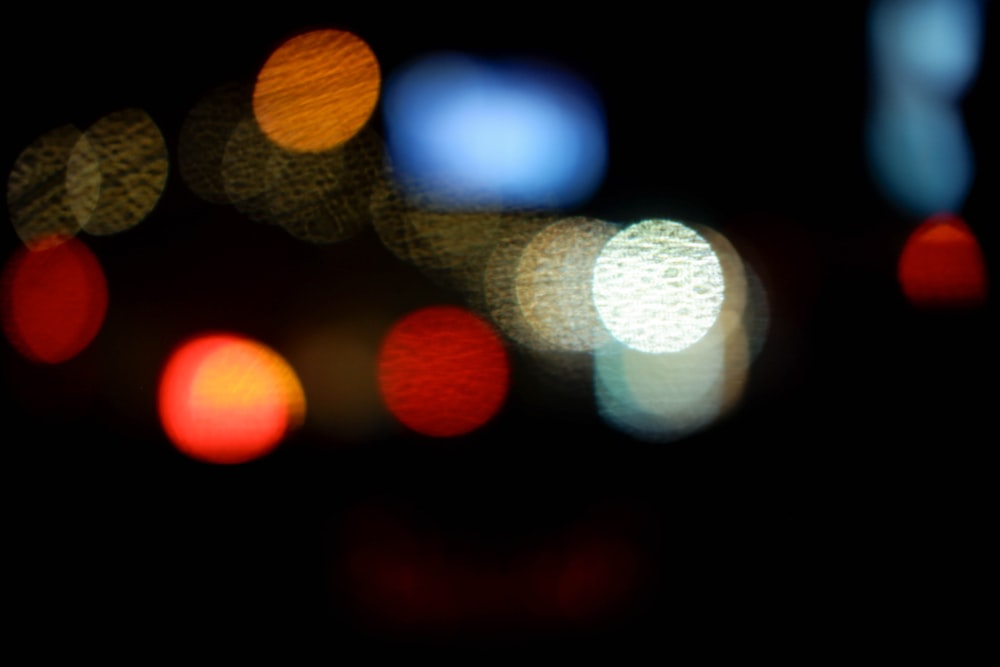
(3, 5, 993, 656)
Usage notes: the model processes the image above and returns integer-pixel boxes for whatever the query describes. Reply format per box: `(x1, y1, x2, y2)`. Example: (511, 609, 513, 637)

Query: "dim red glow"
(1, 236, 107, 363)
(158, 333, 305, 464)
(898, 214, 987, 308)
(377, 305, 509, 437)
(341, 508, 642, 631)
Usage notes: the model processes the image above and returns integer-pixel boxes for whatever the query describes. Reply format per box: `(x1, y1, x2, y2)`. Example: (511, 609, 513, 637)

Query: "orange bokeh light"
(253, 28, 380, 152)
(1, 236, 108, 363)
(898, 214, 987, 308)
(158, 333, 305, 464)
(378, 305, 509, 437)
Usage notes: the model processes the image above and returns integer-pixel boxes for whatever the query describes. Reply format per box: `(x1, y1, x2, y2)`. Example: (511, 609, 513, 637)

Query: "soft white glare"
(592, 220, 725, 354)
(382, 52, 607, 209)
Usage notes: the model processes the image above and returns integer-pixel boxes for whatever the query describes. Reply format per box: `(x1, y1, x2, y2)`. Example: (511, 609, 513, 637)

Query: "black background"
(3, 5, 994, 657)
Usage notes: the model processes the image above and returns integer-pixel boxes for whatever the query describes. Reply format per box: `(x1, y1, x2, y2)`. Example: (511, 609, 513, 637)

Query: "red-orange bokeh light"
(898, 214, 988, 308)
(378, 305, 509, 437)
(158, 333, 305, 464)
(1, 236, 108, 363)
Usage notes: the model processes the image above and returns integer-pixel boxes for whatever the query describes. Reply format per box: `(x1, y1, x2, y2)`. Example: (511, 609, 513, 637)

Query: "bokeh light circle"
(898, 213, 987, 308)
(377, 305, 509, 437)
(1, 236, 108, 363)
(158, 333, 306, 464)
(514, 217, 618, 352)
(6, 125, 84, 249)
(253, 29, 380, 152)
(593, 219, 725, 353)
(382, 52, 607, 209)
(66, 108, 169, 236)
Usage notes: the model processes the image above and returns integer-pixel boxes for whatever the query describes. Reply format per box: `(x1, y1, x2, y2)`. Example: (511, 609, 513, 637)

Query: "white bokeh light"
(592, 219, 725, 354)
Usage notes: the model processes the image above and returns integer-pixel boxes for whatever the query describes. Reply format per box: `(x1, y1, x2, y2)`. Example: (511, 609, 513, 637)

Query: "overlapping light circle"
(6, 109, 168, 247)
(514, 217, 617, 352)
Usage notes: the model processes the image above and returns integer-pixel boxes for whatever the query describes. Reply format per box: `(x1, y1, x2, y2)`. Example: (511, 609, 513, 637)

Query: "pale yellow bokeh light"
(253, 29, 380, 153)
(222, 116, 274, 223)
(220, 114, 383, 243)
(372, 170, 549, 296)
(265, 126, 383, 244)
(695, 225, 749, 341)
(481, 217, 560, 350)
(66, 108, 168, 236)
(593, 219, 725, 354)
(6, 125, 84, 249)
(515, 217, 617, 352)
(178, 81, 254, 205)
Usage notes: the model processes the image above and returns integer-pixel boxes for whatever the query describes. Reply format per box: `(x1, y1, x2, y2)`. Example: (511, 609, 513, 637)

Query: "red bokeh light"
(898, 214, 987, 308)
(158, 333, 305, 464)
(377, 305, 509, 437)
(1, 237, 108, 364)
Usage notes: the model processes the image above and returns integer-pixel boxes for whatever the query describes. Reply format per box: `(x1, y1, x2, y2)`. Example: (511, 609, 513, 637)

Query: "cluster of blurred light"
(178, 28, 382, 244)
(158, 333, 306, 464)
(1, 236, 108, 364)
(373, 177, 559, 298)
(1, 26, 776, 450)
(898, 214, 987, 308)
(382, 52, 607, 210)
(179, 82, 384, 245)
(341, 507, 642, 631)
(593, 221, 764, 442)
(377, 305, 509, 437)
(866, 0, 984, 217)
(472, 215, 766, 442)
(7, 109, 167, 249)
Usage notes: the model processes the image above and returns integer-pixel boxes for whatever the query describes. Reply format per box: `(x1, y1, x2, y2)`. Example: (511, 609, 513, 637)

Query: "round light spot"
(593, 219, 725, 353)
(66, 108, 168, 236)
(158, 333, 305, 464)
(383, 52, 607, 209)
(898, 213, 987, 308)
(869, 0, 984, 100)
(1, 236, 108, 363)
(377, 305, 509, 437)
(515, 217, 617, 352)
(253, 29, 380, 152)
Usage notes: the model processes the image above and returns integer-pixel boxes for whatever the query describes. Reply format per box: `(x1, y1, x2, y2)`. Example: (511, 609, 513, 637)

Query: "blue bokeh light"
(869, 0, 984, 101)
(382, 52, 608, 209)
(866, 88, 974, 218)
